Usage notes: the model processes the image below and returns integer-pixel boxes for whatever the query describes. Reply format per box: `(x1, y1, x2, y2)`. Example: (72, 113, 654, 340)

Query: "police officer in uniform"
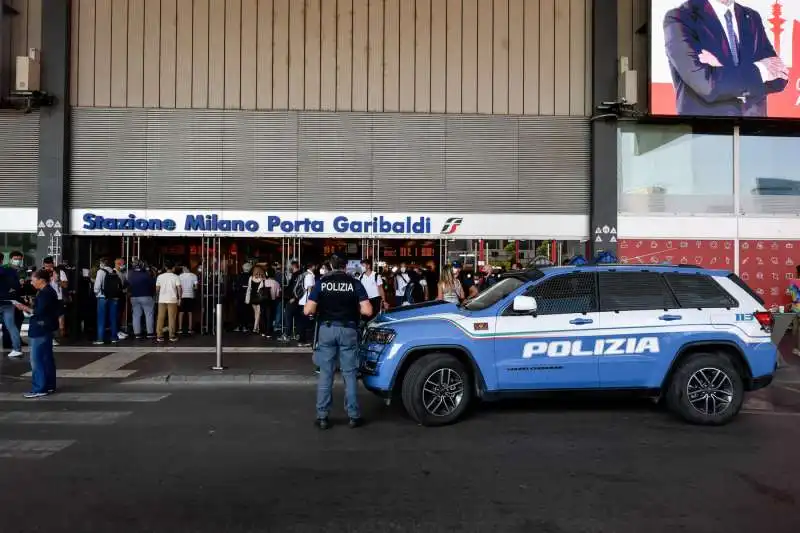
(304, 254, 372, 430)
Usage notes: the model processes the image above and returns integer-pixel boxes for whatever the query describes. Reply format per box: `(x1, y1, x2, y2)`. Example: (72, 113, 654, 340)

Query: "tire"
(666, 352, 744, 426)
(401, 353, 473, 426)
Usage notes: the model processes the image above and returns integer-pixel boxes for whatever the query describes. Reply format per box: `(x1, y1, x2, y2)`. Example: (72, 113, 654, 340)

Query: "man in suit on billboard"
(663, 0, 789, 117)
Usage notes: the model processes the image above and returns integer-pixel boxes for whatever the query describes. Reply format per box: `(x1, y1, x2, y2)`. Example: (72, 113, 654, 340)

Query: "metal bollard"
(211, 303, 226, 371)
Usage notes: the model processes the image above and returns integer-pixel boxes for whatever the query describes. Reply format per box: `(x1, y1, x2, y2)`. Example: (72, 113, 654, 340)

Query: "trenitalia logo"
(440, 217, 463, 235)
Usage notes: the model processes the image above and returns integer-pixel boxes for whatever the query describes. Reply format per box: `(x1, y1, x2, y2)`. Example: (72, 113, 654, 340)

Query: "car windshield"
(462, 277, 526, 311)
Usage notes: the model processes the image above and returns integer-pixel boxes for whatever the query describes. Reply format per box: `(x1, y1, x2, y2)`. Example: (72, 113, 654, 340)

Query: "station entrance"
(77, 235, 584, 337)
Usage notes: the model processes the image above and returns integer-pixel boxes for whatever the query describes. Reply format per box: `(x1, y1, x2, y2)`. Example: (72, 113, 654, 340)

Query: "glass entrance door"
(200, 237, 227, 335)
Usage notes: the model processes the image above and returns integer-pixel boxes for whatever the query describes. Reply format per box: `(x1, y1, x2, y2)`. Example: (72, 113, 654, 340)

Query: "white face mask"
(400, 267, 407, 273)
(11, 259, 22, 267)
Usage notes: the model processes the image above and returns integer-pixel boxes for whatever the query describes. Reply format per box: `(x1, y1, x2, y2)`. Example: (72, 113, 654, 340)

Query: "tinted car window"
(663, 273, 737, 309)
(598, 272, 678, 312)
(517, 273, 597, 315)
(464, 277, 525, 311)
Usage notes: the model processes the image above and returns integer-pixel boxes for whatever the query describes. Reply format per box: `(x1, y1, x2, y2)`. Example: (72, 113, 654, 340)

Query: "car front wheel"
(666, 353, 744, 425)
(401, 353, 472, 426)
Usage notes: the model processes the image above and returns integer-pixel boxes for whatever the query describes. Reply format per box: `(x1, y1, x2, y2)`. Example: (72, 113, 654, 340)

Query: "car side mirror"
(513, 295, 537, 314)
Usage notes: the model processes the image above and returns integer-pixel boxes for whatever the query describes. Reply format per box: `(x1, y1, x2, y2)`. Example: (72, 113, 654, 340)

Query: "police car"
(359, 265, 777, 427)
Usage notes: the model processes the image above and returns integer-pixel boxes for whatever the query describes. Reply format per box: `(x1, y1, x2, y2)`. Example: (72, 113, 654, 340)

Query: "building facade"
(8, 0, 798, 309)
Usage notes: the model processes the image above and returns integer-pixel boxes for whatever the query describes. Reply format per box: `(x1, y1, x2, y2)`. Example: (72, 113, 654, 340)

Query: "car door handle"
(659, 314, 682, 321)
(569, 318, 594, 325)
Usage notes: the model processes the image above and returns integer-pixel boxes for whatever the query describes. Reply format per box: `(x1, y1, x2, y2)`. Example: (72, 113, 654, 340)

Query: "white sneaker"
(8, 350, 23, 358)
(118, 331, 128, 340)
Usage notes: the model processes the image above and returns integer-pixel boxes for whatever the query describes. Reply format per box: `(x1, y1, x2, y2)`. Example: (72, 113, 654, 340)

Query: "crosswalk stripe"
(0, 411, 132, 425)
(0, 392, 170, 402)
(21, 370, 138, 378)
(0, 440, 76, 459)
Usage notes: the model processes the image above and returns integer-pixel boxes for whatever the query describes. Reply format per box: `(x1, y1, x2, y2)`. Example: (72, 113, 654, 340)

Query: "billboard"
(650, 0, 800, 118)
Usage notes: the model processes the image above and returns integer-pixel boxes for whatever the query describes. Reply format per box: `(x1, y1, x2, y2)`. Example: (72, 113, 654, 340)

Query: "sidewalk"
(2, 328, 799, 388)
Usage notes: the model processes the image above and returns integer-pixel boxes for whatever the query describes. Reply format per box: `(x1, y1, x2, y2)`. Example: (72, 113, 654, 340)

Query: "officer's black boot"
(315, 417, 330, 430)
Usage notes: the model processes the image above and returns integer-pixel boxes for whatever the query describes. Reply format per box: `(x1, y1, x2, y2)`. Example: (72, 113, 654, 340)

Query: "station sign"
(69, 209, 589, 240)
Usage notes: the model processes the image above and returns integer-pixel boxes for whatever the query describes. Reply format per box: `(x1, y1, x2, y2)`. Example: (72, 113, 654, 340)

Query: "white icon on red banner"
(742, 242, 750, 250)
(742, 273, 750, 280)
(771, 257, 779, 265)
(756, 272, 764, 280)
(771, 287, 780, 296)
(771, 242, 779, 250)
(680, 241, 688, 249)
(724, 242, 732, 249)
(756, 241, 764, 250)
(710, 241, 718, 249)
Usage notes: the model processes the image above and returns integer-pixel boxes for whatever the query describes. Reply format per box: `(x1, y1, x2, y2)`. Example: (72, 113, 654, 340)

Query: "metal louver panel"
(147, 109, 225, 210)
(70, 108, 147, 208)
(226, 111, 298, 211)
(70, 109, 590, 215)
(0, 110, 39, 207)
(518, 116, 590, 213)
(446, 115, 518, 212)
(372, 114, 446, 211)
(298, 112, 372, 211)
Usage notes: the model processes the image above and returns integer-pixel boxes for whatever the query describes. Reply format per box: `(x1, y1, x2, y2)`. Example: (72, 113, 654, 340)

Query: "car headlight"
(364, 328, 396, 345)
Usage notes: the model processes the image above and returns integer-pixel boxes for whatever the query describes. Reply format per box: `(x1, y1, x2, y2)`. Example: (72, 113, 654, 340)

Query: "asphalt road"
(1, 383, 800, 533)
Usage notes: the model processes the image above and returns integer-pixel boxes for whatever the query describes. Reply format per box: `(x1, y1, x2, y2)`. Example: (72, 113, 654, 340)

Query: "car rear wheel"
(401, 353, 472, 426)
(666, 353, 744, 426)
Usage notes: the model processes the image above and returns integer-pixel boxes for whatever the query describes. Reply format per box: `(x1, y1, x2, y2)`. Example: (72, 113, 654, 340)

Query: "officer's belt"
(320, 320, 359, 329)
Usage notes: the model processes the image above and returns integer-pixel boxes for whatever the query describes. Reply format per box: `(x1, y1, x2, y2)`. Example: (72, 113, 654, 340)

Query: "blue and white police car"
(359, 265, 777, 426)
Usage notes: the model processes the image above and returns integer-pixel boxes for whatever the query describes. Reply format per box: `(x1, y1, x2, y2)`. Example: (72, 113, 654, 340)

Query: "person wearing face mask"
(394, 262, 415, 307)
(13, 269, 61, 398)
(0, 252, 23, 358)
(2, 251, 27, 353)
(358, 259, 387, 320)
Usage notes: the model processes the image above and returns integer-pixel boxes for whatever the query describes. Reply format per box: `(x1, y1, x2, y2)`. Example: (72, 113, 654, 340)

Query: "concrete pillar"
(590, 0, 619, 257)
(36, 0, 70, 264)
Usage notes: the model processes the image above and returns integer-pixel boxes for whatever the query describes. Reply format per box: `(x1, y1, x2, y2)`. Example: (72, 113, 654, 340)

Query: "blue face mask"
(11, 259, 22, 268)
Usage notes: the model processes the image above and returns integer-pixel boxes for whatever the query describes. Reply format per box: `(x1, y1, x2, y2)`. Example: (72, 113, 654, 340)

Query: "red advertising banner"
(651, 0, 800, 118)
(738, 240, 798, 309)
(618, 239, 735, 268)
(619, 238, 799, 309)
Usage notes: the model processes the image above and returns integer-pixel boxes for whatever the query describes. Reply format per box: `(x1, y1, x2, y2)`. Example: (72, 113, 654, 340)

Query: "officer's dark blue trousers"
(313, 323, 360, 419)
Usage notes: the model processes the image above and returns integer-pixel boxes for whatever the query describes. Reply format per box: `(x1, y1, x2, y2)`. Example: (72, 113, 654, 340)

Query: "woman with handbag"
(245, 266, 267, 334)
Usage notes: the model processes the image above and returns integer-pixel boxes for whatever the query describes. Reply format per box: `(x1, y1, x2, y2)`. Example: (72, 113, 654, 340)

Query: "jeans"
(283, 301, 297, 337)
(130, 296, 155, 336)
(29, 334, 56, 393)
(0, 304, 22, 351)
(274, 302, 283, 333)
(2, 306, 23, 348)
(96, 298, 119, 342)
(313, 324, 360, 419)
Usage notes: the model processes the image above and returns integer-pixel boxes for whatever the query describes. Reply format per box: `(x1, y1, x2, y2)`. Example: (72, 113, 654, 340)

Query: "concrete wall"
(2, 0, 42, 99)
(69, 0, 593, 115)
(617, 0, 648, 112)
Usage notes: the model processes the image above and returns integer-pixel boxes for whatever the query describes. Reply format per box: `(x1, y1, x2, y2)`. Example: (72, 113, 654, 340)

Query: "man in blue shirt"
(14, 269, 60, 398)
(304, 255, 372, 430)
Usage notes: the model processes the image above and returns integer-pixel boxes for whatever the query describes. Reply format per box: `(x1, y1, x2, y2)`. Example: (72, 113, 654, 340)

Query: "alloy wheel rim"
(686, 367, 734, 416)
(422, 368, 464, 417)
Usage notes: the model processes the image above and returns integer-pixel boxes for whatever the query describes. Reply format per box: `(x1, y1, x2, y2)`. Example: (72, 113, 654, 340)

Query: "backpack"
(292, 273, 306, 300)
(400, 275, 416, 305)
(102, 269, 123, 299)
